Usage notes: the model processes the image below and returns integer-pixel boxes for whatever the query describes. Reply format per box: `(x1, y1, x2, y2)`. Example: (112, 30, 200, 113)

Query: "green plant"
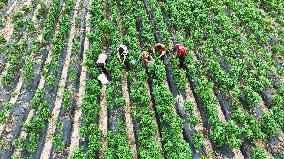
(63, 89, 72, 110)
(243, 86, 261, 108)
(188, 115, 199, 127)
(23, 55, 34, 87)
(46, 75, 56, 87)
(12, 137, 26, 149)
(0, 102, 12, 124)
(68, 68, 76, 84)
(192, 132, 204, 151)
(52, 134, 64, 152)
(72, 147, 86, 159)
(251, 147, 267, 159)
(184, 100, 194, 112)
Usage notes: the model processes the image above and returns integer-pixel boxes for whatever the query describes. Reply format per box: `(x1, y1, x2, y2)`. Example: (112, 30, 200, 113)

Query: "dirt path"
(67, 0, 91, 156)
(116, 0, 123, 43)
(97, 0, 109, 157)
(114, 1, 137, 157)
(121, 70, 137, 159)
(102, 0, 107, 19)
(39, 0, 81, 158)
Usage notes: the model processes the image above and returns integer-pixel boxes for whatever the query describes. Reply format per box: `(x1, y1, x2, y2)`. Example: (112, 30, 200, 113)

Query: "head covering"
(96, 53, 108, 64)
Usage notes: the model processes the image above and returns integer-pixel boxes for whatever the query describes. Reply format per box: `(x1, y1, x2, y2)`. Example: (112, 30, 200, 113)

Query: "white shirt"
(96, 53, 108, 64)
(117, 44, 128, 56)
(98, 73, 109, 85)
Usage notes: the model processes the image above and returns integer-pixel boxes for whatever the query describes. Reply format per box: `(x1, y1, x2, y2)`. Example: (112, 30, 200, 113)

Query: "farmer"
(173, 43, 187, 68)
(140, 50, 154, 69)
(154, 43, 166, 59)
(96, 53, 108, 73)
(117, 44, 128, 64)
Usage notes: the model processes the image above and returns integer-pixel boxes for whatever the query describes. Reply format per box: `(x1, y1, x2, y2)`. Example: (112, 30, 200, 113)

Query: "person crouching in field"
(117, 44, 128, 64)
(140, 50, 154, 69)
(96, 53, 108, 74)
(154, 43, 166, 60)
(96, 53, 109, 85)
(173, 43, 187, 69)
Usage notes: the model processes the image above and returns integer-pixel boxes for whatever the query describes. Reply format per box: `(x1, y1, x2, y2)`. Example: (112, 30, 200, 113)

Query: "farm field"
(0, 0, 283, 158)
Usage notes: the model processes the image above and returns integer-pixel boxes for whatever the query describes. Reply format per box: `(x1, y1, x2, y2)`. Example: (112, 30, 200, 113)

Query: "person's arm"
(140, 53, 143, 60)
(149, 57, 154, 64)
(159, 50, 166, 58)
(158, 52, 163, 58)
(122, 55, 126, 63)
(174, 52, 178, 59)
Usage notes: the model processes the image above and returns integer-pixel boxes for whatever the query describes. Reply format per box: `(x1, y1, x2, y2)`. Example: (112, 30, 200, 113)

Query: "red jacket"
(175, 44, 187, 57)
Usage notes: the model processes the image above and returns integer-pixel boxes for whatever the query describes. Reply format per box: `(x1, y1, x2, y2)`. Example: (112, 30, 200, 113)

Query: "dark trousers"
(160, 54, 166, 61)
(178, 55, 185, 69)
(97, 63, 107, 74)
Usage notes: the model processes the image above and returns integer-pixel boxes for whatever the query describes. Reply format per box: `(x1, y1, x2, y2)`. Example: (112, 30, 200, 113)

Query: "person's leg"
(181, 56, 186, 69)
(102, 65, 107, 75)
(172, 47, 177, 55)
(179, 55, 185, 68)
(97, 63, 102, 71)
(125, 57, 131, 71)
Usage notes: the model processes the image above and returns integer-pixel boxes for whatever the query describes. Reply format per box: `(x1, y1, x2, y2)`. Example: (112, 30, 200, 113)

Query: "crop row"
(120, 0, 164, 158)
(71, 0, 104, 158)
